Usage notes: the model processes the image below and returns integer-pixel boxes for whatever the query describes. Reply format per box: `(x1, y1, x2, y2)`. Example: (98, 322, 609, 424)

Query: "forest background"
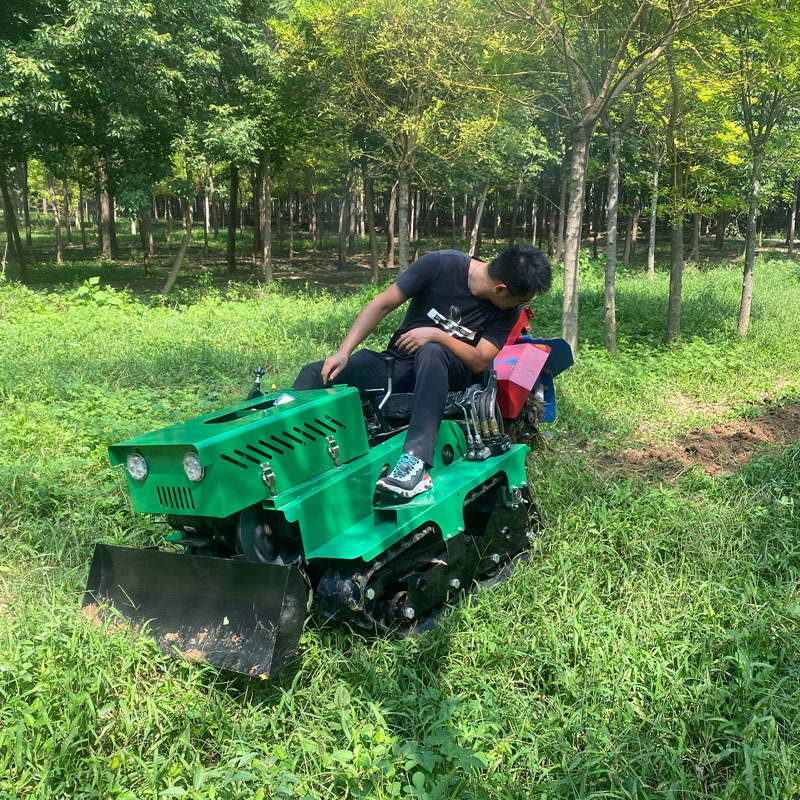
(2, 0, 800, 798)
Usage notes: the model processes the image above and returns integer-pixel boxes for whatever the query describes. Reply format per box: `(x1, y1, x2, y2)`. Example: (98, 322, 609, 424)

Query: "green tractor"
(84, 323, 572, 679)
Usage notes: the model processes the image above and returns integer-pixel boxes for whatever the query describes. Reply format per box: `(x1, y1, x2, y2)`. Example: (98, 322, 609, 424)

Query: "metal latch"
(326, 435, 341, 467)
(260, 461, 277, 496)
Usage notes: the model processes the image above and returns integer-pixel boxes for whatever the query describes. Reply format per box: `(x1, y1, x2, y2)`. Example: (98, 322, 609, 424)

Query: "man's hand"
(321, 351, 349, 384)
(394, 327, 444, 355)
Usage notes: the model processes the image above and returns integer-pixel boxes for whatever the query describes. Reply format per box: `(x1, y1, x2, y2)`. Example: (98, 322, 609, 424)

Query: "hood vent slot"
(156, 485, 195, 510)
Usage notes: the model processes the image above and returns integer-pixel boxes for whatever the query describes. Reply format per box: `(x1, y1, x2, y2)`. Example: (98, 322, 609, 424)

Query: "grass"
(1, 222, 800, 798)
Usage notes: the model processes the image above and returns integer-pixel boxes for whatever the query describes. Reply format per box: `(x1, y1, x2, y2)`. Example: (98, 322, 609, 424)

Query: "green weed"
(1, 253, 799, 798)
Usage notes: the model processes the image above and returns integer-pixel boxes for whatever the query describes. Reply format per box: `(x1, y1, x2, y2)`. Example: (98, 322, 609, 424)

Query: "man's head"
(486, 244, 552, 309)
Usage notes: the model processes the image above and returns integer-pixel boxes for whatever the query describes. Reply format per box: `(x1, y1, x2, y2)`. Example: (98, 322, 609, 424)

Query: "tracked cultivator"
(84, 312, 572, 678)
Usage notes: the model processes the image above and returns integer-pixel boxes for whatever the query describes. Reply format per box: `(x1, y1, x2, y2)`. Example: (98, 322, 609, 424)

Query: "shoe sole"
(375, 476, 433, 499)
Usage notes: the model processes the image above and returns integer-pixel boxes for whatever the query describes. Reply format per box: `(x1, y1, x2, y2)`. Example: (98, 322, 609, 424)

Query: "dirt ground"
(594, 400, 800, 478)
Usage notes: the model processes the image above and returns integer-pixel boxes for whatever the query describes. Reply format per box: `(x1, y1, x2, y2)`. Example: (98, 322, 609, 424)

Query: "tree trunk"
(203, 173, 211, 259)
(691, 212, 700, 261)
(414, 194, 434, 261)
(509, 166, 525, 246)
(450, 195, 456, 247)
(166, 196, 173, 252)
(251, 167, 261, 266)
(647, 166, 659, 279)
(47, 174, 63, 264)
(227, 165, 238, 273)
(3, 181, 13, 250)
(288, 184, 295, 261)
(522, 196, 528, 242)
(78, 183, 87, 251)
(309, 190, 318, 252)
(210, 172, 218, 241)
(0, 164, 28, 281)
(361, 154, 379, 283)
(531, 196, 538, 246)
(604, 129, 622, 355)
(555, 156, 568, 260)
(591, 183, 603, 259)
(98, 159, 112, 258)
(386, 180, 397, 267)
(546, 211, 556, 256)
(623, 196, 641, 267)
(425, 194, 434, 237)
(788, 179, 798, 255)
(337, 188, 347, 270)
(398, 170, 411, 271)
(138, 208, 152, 278)
(21, 160, 32, 246)
(562, 120, 596, 355)
(348, 165, 357, 256)
(259, 148, 272, 280)
(468, 184, 488, 257)
(63, 179, 72, 244)
(408, 189, 416, 243)
(110, 198, 118, 256)
(665, 53, 683, 343)
(163, 200, 194, 294)
(738, 150, 765, 336)
(665, 167, 684, 343)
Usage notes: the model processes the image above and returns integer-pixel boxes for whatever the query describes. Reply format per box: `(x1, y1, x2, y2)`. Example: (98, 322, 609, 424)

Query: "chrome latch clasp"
(260, 461, 277, 496)
(326, 435, 341, 468)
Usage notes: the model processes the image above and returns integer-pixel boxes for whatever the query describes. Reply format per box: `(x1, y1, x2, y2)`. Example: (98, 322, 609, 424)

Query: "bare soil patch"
(596, 401, 800, 478)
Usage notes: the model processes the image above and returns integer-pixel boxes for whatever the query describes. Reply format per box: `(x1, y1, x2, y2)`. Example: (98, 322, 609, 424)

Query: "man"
(293, 244, 552, 498)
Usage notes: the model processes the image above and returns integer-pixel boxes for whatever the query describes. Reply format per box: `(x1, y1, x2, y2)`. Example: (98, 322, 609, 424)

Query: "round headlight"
(126, 453, 148, 481)
(182, 452, 204, 482)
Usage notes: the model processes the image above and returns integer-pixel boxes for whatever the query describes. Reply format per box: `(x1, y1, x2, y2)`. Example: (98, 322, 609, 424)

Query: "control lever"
(377, 355, 395, 411)
(247, 366, 266, 399)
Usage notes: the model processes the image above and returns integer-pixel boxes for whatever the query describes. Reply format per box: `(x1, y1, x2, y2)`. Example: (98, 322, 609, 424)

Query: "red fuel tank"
(493, 342, 551, 418)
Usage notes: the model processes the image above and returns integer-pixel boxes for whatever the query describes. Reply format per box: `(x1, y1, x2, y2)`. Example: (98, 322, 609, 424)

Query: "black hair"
(488, 244, 552, 298)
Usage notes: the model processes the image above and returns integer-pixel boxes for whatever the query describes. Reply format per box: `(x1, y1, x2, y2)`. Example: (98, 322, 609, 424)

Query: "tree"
(601, 77, 643, 354)
(712, 1, 800, 335)
(496, 0, 726, 355)
(0, 1, 65, 281)
(289, 0, 502, 271)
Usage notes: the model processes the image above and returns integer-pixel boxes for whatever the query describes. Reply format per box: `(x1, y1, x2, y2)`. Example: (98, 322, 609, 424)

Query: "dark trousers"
(293, 344, 478, 466)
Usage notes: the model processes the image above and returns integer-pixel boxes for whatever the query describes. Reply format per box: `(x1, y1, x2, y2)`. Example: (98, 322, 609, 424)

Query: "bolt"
(365, 587, 376, 601)
(501, 526, 511, 539)
(489, 553, 501, 564)
(458, 526, 465, 533)
(403, 606, 416, 621)
(449, 578, 461, 590)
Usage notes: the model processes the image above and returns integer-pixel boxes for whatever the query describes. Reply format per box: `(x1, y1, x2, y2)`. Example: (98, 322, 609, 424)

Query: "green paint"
(108, 389, 529, 563)
(108, 386, 369, 518)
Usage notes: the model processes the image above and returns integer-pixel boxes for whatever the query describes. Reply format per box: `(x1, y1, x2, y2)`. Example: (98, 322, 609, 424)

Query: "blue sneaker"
(376, 454, 433, 498)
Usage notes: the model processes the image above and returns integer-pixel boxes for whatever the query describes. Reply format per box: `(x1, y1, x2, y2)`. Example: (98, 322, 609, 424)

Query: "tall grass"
(1, 254, 799, 798)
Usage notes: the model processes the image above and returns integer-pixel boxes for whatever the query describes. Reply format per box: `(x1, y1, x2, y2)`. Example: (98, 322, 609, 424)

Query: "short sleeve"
(394, 251, 441, 298)
(480, 308, 520, 349)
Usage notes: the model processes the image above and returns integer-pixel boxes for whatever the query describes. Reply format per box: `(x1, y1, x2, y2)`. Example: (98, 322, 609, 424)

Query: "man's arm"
(393, 327, 500, 373)
(321, 282, 408, 382)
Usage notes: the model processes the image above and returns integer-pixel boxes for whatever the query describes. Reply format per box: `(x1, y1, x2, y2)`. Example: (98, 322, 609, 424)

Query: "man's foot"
(376, 454, 433, 498)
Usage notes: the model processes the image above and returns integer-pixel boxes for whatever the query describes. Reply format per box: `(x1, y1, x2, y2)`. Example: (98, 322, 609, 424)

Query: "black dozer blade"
(83, 544, 308, 679)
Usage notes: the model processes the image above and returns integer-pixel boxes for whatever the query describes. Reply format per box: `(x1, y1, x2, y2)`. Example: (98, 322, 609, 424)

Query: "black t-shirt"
(390, 250, 519, 350)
